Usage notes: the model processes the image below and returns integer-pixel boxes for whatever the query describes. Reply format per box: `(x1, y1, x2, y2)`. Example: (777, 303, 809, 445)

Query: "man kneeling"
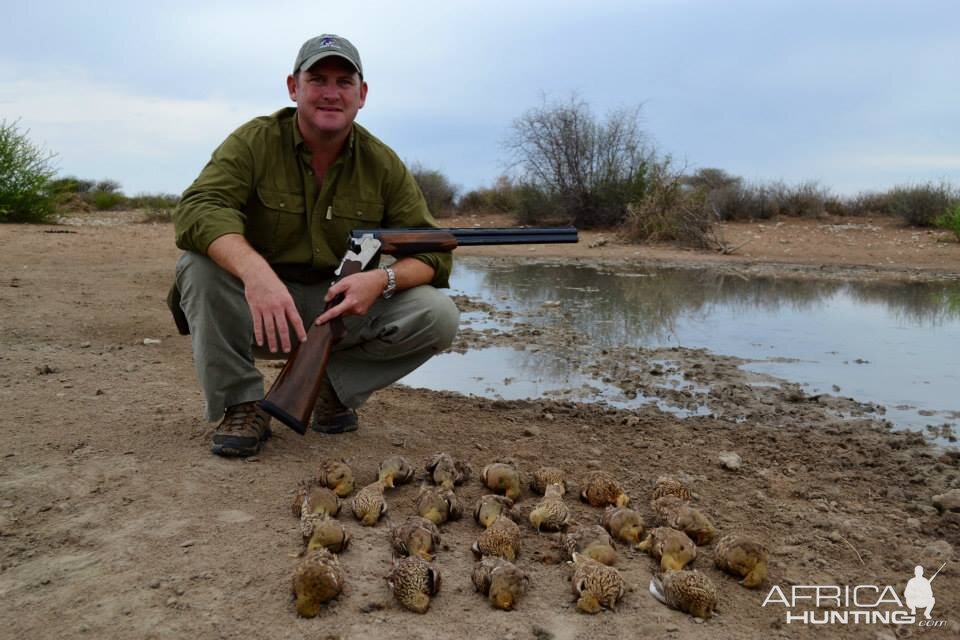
(169, 34, 458, 457)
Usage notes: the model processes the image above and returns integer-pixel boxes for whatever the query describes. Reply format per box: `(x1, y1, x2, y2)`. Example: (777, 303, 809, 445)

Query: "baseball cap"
(293, 34, 363, 77)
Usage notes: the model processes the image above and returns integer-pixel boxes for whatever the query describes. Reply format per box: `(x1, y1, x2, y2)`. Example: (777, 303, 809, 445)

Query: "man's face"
(287, 57, 367, 139)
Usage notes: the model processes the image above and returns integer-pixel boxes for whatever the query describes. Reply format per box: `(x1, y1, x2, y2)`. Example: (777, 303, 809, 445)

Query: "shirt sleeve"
(173, 133, 255, 254)
(381, 160, 453, 288)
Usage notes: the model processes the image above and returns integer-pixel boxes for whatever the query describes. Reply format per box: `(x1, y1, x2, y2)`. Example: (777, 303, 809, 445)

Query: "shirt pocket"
(250, 187, 306, 255)
(331, 196, 385, 225)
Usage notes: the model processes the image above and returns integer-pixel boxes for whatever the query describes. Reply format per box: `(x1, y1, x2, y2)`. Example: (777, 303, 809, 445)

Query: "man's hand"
(206, 233, 307, 353)
(243, 268, 308, 353)
(314, 258, 437, 326)
(314, 269, 388, 326)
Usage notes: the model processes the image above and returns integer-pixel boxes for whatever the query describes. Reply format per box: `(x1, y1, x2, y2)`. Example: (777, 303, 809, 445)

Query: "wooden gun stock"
(260, 257, 360, 434)
(374, 230, 458, 255)
(259, 321, 342, 434)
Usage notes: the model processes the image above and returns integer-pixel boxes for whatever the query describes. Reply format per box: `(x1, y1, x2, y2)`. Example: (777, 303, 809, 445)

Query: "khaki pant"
(175, 252, 459, 421)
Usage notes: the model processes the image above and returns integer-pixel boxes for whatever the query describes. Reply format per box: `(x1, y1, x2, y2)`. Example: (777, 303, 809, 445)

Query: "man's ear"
(358, 80, 368, 109)
(287, 74, 298, 102)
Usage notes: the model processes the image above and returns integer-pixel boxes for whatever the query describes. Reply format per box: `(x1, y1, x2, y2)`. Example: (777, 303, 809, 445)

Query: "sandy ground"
(1, 212, 958, 640)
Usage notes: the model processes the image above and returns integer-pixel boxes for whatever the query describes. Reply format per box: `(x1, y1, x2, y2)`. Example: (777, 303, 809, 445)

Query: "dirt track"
(0, 214, 958, 639)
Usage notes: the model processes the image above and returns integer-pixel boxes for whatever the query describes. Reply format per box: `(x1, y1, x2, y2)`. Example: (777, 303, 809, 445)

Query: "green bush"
(826, 185, 960, 220)
(93, 179, 121, 194)
(410, 162, 458, 217)
(49, 178, 180, 213)
(80, 178, 127, 211)
(696, 179, 830, 221)
(457, 190, 490, 212)
(0, 119, 58, 223)
(50, 175, 95, 195)
(683, 169, 769, 221)
(458, 175, 518, 213)
(696, 180, 771, 221)
(623, 163, 720, 249)
(654, 168, 960, 225)
(512, 182, 566, 226)
(773, 181, 829, 218)
(826, 190, 894, 217)
(683, 167, 741, 192)
(91, 190, 125, 211)
(935, 203, 960, 240)
(50, 176, 102, 212)
(888, 183, 957, 227)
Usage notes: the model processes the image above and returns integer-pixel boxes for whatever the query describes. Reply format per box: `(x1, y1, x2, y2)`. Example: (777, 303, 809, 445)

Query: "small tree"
(410, 162, 458, 217)
(0, 119, 58, 223)
(503, 95, 653, 228)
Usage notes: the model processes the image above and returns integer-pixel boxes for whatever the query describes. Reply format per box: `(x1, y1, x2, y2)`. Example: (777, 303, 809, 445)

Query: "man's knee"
(390, 286, 459, 351)
(424, 290, 459, 350)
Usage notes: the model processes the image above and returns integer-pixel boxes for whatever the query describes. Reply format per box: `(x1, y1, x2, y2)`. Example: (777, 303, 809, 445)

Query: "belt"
(272, 264, 334, 285)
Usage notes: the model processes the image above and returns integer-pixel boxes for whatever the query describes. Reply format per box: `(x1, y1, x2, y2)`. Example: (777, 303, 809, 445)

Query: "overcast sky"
(2, 0, 957, 197)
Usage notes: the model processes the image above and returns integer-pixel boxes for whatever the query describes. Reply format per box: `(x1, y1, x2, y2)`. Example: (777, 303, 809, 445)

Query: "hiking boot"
(211, 401, 272, 457)
(311, 376, 358, 434)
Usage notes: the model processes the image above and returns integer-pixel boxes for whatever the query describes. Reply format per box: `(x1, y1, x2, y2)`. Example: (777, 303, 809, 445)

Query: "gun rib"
(352, 227, 579, 246)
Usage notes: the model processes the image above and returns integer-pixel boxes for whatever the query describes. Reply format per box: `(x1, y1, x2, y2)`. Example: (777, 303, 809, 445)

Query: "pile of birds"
(288, 455, 769, 621)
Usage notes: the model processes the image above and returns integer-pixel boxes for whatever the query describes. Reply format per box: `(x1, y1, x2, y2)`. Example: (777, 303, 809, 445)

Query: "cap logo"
(319, 37, 334, 48)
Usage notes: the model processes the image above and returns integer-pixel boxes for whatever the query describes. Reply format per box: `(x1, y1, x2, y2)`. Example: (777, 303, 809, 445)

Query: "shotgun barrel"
(352, 226, 579, 250)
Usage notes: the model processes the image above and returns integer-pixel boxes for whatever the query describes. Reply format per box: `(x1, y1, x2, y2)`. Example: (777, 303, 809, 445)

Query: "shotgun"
(259, 226, 578, 433)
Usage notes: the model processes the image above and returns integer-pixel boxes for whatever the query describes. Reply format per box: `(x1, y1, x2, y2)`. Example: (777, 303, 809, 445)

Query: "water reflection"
(403, 347, 619, 402)
(403, 258, 960, 433)
(460, 261, 960, 345)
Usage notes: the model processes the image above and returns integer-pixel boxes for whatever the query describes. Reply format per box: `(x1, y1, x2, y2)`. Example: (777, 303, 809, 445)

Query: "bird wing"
(648, 577, 668, 606)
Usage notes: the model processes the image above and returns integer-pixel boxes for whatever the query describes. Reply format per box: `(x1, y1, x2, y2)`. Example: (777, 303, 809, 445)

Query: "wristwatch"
(380, 266, 397, 299)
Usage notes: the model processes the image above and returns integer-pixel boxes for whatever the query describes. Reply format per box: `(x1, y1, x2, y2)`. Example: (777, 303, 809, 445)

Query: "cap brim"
(298, 52, 361, 76)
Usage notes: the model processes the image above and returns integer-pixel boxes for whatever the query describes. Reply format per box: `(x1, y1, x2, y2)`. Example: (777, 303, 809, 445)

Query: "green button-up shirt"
(174, 107, 451, 287)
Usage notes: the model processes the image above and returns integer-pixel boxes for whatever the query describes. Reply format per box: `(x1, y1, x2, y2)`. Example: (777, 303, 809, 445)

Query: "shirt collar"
(342, 126, 356, 159)
(291, 110, 305, 151)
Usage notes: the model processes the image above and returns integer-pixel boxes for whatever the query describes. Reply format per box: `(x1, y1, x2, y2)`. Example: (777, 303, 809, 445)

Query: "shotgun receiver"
(259, 226, 578, 433)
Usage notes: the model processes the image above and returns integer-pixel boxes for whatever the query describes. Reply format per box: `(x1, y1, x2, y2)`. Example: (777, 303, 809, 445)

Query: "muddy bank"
(452, 289, 905, 431)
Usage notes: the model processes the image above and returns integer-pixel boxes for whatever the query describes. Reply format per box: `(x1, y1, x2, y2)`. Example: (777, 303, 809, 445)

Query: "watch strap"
(380, 265, 397, 299)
